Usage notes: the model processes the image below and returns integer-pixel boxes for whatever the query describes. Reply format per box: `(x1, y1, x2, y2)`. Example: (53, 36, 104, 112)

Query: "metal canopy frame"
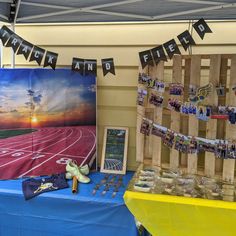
(0, 0, 235, 24)
(18, 0, 152, 21)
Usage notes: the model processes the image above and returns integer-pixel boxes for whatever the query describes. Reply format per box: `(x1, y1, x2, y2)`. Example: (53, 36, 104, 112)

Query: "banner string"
(139, 119, 236, 159)
(190, 19, 194, 55)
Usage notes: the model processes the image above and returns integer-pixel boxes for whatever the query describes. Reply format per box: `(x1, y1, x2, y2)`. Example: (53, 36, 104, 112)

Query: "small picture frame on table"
(100, 127, 129, 175)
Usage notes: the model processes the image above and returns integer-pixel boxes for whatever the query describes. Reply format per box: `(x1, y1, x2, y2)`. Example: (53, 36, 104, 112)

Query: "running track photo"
(0, 126, 96, 180)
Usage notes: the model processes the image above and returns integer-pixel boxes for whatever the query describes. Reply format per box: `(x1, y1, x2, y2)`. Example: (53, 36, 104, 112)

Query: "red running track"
(0, 126, 96, 180)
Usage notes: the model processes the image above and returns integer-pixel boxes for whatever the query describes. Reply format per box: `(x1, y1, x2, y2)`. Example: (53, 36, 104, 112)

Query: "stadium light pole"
(10, 23, 15, 68)
(10, 0, 21, 68)
(0, 40, 2, 68)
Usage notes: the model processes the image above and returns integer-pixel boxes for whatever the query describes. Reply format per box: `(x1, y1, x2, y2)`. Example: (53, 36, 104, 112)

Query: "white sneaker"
(66, 161, 90, 183)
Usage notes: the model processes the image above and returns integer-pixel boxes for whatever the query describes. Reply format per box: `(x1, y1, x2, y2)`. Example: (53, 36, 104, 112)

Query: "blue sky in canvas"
(0, 69, 96, 128)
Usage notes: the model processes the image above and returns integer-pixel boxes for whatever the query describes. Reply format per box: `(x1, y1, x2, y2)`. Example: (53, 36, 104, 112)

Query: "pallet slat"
(187, 55, 201, 174)
(223, 55, 236, 182)
(181, 58, 191, 167)
(205, 55, 221, 177)
(136, 106, 145, 162)
(152, 62, 164, 166)
(170, 55, 182, 169)
(215, 57, 228, 173)
(136, 66, 147, 162)
(144, 66, 157, 159)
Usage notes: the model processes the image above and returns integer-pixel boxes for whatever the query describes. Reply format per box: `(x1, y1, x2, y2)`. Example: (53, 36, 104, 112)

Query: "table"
(124, 190, 236, 236)
(0, 172, 139, 236)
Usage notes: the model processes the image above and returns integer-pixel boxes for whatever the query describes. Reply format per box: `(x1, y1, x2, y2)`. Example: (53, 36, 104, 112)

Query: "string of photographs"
(139, 18, 212, 68)
(140, 118, 236, 160)
(138, 73, 236, 125)
(0, 25, 115, 77)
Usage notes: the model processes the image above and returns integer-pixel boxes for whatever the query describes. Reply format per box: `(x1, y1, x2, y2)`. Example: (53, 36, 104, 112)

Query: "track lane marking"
(1, 148, 86, 159)
(0, 128, 74, 168)
(0, 128, 57, 144)
(0, 128, 70, 157)
(0, 128, 63, 148)
(80, 128, 96, 166)
(18, 129, 83, 177)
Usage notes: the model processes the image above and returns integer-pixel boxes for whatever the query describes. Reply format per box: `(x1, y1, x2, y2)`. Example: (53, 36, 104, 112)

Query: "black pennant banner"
(163, 39, 181, 59)
(151, 45, 167, 65)
(193, 18, 212, 40)
(0, 19, 213, 73)
(139, 50, 154, 69)
(72, 58, 85, 75)
(85, 59, 97, 76)
(101, 58, 115, 76)
(43, 51, 58, 70)
(0, 26, 14, 45)
(5, 34, 23, 53)
(17, 40, 33, 60)
(177, 30, 196, 51)
(138, 18, 211, 66)
(29, 46, 45, 65)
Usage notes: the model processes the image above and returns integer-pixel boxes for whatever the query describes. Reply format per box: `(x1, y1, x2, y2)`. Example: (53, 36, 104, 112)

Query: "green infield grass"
(0, 129, 37, 139)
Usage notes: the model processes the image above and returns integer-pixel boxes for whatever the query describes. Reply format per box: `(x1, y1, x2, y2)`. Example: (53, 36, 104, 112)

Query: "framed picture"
(100, 127, 129, 175)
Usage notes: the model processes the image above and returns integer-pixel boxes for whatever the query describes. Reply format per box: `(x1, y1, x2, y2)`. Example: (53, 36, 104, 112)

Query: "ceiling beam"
(21, 1, 71, 10)
(10, 23, 15, 68)
(18, 1, 151, 21)
(14, 0, 21, 24)
(0, 13, 8, 20)
(0, 0, 13, 2)
(167, 0, 227, 5)
(18, 8, 152, 21)
(21, 0, 145, 11)
(0, 23, 3, 68)
(152, 3, 236, 20)
(81, 9, 151, 20)
(84, 0, 145, 10)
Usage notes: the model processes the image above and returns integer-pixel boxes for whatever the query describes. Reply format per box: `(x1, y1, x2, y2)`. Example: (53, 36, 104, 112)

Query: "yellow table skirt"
(124, 190, 236, 236)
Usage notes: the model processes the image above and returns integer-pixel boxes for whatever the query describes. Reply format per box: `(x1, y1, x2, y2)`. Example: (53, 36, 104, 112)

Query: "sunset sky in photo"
(0, 69, 96, 128)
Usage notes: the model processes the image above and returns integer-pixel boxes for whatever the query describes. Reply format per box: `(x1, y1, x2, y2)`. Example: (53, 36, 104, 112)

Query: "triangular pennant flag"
(101, 58, 115, 76)
(71, 57, 84, 75)
(0, 26, 14, 45)
(151, 45, 168, 65)
(139, 50, 154, 69)
(177, 30, 196, 51)
(17, 40, 34, 60)
(85, 59, 97, 76)
(5, 34, 23, 53)
(163, 39, 181, 59)
(193, 18, 212, 40)
(29, 46, 45, 65)
(43, 51, 58, 70)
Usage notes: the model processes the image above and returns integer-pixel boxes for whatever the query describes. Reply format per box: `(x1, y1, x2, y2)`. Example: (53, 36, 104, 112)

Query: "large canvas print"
(0, 69, 96, 179)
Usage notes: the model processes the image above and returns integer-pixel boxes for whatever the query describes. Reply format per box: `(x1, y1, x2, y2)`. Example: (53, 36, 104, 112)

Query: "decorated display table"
(124, 176, 236, 236)
(0, 171, 138, 236)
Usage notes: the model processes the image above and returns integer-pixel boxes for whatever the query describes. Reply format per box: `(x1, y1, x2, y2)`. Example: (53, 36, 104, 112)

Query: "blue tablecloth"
(0, 172, 138, 236)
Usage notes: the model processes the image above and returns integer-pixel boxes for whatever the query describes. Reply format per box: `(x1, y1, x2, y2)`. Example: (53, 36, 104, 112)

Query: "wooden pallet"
(137, 54, 236, 182)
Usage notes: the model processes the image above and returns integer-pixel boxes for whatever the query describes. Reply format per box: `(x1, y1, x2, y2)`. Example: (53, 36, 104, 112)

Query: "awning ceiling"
(0, 0, 236, 24)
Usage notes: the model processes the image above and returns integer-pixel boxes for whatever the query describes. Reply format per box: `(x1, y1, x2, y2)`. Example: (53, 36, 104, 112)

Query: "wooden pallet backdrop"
(137, 54, 236, 182)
